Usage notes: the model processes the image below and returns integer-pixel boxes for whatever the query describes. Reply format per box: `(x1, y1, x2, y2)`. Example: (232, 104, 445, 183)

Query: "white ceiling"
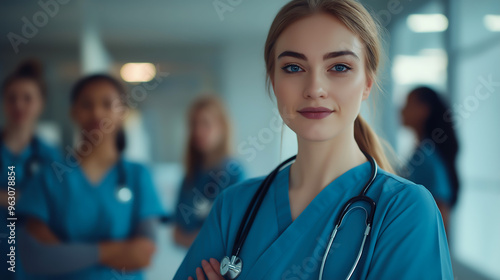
(0, 0, 403, 51)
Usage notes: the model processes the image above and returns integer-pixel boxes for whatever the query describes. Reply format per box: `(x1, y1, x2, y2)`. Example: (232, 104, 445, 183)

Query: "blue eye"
(282, 64, 303, 73)
(331, 64, 351, 72)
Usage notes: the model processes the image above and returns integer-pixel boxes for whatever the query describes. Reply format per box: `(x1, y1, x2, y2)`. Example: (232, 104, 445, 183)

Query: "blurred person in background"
(173, 95, 245, 248)
(16, 74, 165, 279)
(0, 59, 61, 280)
(401, 86, 460, 231)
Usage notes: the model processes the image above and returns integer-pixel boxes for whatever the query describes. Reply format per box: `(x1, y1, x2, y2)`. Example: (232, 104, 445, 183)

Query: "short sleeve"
(173, 191, 226, 280)
(409, 159, 452, 205)
(17, 169, 51, 224)
(366, 185, 453, 280)
(226, 159, 246, 187)
(136, 165, 166, 221)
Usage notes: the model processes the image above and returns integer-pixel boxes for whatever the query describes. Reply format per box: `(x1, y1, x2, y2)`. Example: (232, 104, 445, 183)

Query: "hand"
(100, 237, 156, 271)
(188, 258, 224, 280)
(125, 237, 156, 269)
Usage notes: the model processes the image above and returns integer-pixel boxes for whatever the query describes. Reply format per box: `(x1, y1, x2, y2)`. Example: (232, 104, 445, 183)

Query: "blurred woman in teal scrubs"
(174, 95, 245, 248)
(175, 0, 453, 279)
(0, 60, 61, 280)
(401, 86, 460, 231)
(17, 74, 165, 279)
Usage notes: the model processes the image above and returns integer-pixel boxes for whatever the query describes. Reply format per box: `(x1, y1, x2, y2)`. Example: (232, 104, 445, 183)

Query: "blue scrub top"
(405, 143, 454, 205)
(0, 136, 61, 280)
(174, 160, 453, 279)
(175, 157, 245, 232)
(16, 157, 166, 280)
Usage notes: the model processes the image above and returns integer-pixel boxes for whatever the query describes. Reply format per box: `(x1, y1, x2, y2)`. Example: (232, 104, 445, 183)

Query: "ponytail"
(354, 115, 394, 173)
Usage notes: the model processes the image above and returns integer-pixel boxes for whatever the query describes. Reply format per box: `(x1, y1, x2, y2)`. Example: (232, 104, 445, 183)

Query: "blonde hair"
(264, 0, 394, 172)
(184, 94, 233, 179)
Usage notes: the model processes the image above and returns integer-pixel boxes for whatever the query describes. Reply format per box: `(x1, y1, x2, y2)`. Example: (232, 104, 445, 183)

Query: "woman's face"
(272, 13, 372, 141)
(71, 81, 125, 140)
(3, 79, 44, 127)
(401, 92, 429, 129)
(192, 108, 224, 155)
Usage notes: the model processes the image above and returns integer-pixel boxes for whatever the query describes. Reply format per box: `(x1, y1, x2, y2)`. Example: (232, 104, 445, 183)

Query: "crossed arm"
(19, 217, 159, 275)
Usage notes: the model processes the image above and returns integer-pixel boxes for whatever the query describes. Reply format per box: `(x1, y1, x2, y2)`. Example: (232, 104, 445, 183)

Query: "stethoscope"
(115, 157, 133, 203)
(0, 135, 41, 180)
(0, 131, 133, 204)
(220, 152, 378, 280)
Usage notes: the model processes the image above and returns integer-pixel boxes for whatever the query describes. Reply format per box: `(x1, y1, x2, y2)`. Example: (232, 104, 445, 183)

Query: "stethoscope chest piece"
(29, 160, 40, 176)
(220, 255, 242, 279)
(116, 184, 133, 203)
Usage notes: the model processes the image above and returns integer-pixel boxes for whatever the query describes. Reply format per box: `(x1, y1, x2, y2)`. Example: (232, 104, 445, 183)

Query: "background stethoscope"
(115, 157, 133, 203)
(0, 136, 41, 180)
(220, 152, 378, 280)
(0, 133, 133, 204)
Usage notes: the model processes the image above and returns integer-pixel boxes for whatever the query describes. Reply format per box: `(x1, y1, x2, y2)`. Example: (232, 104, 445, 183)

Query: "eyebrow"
(277, 50, 360, 61)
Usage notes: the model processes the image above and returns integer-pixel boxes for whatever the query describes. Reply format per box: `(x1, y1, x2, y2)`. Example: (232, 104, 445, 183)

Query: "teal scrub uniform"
(0, 137, 61, 280)
(405, 144, 454, 205)
(174, 160, 453, 279)
(17, 158, 166, 280)
(175, 157, 245, 233)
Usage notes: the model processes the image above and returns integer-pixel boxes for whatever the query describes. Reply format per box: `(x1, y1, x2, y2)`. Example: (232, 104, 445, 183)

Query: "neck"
(289, 125, 367, 192)
(202, 149, 222, 169)
(2, 123, 35, 154)
(78, 135, 119, 165)
(413, 123, 426, 142)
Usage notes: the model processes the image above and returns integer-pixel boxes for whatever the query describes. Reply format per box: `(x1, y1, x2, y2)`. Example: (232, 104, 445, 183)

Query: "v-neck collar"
(76, 161, 119, 188)
(1, 140, 33, 163)
(245, 160, 373, 279)
(273, 160, 372, 234)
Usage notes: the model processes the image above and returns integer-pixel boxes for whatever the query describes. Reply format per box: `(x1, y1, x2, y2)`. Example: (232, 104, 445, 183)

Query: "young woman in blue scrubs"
(401, 86, 459, 231)
(175, 0, 453, 279)
(174, 95, 245, 248)
(0, 60, 61, 280)
(17, 74, 165, 279)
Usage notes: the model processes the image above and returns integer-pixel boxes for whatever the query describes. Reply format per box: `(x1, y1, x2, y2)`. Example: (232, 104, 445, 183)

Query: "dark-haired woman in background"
(174, 95, 245, 248)
(17, 74, 165, 279)
(401, 86, 459, 231)
(0, 60, 61, 280)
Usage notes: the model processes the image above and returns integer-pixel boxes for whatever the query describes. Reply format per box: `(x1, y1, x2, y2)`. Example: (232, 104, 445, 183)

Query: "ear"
(362, 76, 373, 101)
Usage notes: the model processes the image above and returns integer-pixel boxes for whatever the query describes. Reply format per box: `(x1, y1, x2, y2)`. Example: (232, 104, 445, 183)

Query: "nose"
(91, 105, 106, 120)
(303, 70, 328, 99)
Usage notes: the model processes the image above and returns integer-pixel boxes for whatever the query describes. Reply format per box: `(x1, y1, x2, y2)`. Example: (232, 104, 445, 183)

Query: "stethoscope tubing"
(223, 152, 378, 280)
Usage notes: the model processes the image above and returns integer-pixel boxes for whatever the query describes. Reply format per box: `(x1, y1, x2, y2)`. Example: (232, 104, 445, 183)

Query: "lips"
(297, 107, 334, 119)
